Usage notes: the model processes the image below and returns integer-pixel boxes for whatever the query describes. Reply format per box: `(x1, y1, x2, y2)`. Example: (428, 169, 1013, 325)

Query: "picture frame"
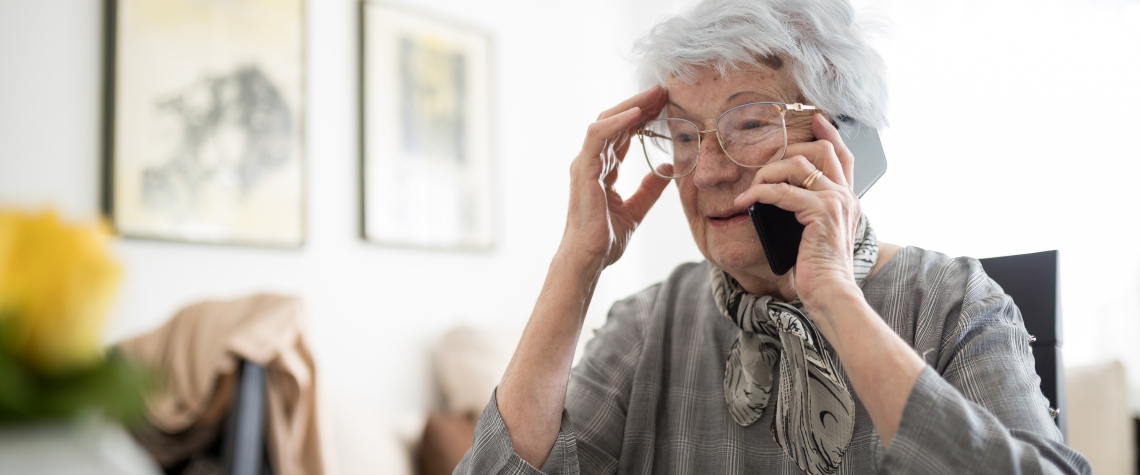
(102, 0, 306, 247)
(359, 1, 495, 250)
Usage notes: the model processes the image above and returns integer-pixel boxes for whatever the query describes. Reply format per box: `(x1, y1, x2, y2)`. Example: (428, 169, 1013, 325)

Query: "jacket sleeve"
(452, 389, 581, 475)
(879, 261, 1091, 474)
(453, 288, 651, 475)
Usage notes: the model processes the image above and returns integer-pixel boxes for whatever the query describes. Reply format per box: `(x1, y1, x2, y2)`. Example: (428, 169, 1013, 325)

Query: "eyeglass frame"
(635, 101, 819, 179)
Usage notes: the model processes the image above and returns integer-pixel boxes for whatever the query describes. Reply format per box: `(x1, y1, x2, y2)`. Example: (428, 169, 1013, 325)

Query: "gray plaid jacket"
(456, 247, 1091, 474)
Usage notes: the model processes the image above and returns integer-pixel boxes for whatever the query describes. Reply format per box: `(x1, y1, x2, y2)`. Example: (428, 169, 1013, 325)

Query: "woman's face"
(665, 64, 815, 276)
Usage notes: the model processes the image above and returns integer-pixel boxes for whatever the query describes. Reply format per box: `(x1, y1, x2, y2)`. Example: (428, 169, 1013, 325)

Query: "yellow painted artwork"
(362, 2, 493, 249)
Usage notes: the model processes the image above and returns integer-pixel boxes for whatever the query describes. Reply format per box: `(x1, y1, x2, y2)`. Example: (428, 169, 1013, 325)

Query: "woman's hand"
(732, 114, 862, 318)
(734, 114, 927, 447)
(495, 87, 669, 468)
(561, 86, 670, 268)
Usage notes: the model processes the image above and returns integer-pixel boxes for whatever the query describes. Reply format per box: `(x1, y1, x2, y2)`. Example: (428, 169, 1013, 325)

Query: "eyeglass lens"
(639, 103, 787, 179)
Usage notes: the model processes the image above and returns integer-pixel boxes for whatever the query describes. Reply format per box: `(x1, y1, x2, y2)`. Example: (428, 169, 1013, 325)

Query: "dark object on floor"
(979, 250, 1065, 440)
(418, 412, 478, 475)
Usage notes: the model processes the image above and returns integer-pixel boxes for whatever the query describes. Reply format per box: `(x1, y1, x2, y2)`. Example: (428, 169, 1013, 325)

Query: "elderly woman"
(457, 0, 1090, 473)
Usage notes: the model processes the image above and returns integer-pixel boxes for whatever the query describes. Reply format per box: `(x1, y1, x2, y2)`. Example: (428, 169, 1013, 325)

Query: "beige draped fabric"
(118, 294, 323, 475)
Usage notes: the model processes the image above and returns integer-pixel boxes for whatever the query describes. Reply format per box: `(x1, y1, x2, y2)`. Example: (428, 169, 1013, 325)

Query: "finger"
(742, 155, 842, 193)
(786, 127, 855, 188)
(610, 129, 635, 166)
(735, 157, 841, 210)
(597, 85, 666, 122)
(733, 182, 828, 217)
(811, 114, 854, 185)
(581, 106, 642, 165)
(623, 171, 671, 224)
(783, 141, 846, 189)
(602, 147, 620, 187)
(609, 88, 668, 161)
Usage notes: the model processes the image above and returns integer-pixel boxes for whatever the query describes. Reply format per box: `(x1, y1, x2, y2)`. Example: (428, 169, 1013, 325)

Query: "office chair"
(978, 250, 1066, 440)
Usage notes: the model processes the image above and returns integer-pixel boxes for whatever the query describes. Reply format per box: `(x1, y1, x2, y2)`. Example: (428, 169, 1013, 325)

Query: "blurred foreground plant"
(0, 210, 150, 423)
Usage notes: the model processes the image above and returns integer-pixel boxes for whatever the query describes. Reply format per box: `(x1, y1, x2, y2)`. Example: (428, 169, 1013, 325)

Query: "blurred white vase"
(0, 413, 161, 475)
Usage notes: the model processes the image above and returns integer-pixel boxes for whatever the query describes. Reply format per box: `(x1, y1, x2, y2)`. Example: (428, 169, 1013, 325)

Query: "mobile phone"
(748, 117, 887, 276)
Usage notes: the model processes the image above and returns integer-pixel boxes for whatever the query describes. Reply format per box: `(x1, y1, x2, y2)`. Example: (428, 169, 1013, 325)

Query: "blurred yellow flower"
(0, 210, 121, 376)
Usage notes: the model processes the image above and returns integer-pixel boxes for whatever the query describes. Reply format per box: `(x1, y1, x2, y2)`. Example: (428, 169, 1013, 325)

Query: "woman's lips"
(707, 212, 750, 228)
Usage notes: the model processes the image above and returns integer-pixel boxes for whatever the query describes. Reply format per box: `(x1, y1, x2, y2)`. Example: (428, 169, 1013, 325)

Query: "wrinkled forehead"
(661, 62, 801, 122)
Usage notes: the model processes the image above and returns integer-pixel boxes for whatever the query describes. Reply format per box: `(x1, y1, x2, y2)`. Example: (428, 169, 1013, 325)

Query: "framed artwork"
(360, 1, 494, 250)
(103, 0, 305, 247)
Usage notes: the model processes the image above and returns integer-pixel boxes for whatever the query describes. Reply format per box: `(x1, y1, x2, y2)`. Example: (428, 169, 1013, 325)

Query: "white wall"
(0, 0, 695, 414)
(1, 0, 1138, 418)
(849, 0, 1140, 404)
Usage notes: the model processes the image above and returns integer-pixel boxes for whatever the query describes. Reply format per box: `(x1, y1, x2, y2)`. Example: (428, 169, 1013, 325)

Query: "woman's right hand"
(497, 87, 668, 467)
(560, 86, 670, 268)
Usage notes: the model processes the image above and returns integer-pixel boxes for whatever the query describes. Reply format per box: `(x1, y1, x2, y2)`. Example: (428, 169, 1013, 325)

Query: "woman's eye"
(740, 120, 765, 130)
(676, 134, 696, 144)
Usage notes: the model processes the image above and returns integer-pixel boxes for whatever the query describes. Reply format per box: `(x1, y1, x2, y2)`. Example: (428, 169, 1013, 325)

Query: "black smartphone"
(748, 117, 887, 276)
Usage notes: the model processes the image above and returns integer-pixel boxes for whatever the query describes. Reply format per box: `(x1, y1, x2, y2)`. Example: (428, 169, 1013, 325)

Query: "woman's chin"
(707, 241, 769, 274)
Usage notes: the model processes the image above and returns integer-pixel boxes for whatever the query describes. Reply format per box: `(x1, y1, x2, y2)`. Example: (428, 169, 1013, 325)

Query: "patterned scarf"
(710, 215, 878, 475)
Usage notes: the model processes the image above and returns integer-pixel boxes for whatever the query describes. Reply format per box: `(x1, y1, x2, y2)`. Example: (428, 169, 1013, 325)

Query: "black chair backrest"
(221, 360, 273, 475)
(978, 250, 1066, 440)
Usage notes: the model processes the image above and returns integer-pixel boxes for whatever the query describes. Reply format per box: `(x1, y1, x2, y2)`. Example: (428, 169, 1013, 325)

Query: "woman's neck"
(730, 267, 798, 301)
(725, 242, 902, 300)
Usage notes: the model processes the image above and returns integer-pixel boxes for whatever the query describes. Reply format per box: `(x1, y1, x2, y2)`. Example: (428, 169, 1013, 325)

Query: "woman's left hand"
(732, 113, 862, 316)
(735, 115, 926, 449)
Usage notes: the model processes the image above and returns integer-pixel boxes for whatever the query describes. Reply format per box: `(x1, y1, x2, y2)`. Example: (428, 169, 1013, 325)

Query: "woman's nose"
(689, 134, 743, 190)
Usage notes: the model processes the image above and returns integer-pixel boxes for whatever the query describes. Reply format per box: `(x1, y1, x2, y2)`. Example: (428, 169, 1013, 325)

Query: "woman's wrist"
(803, 282, 867, 340)
(553, 244, 606, 280)
(544, 247, 607, 316)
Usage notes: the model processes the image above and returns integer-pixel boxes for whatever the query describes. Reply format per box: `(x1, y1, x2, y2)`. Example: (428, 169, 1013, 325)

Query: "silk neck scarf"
(710, 215, 878, 475)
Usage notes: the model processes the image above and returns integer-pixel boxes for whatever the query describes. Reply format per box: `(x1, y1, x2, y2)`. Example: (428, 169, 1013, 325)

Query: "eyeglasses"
(636, 102, 818, 179)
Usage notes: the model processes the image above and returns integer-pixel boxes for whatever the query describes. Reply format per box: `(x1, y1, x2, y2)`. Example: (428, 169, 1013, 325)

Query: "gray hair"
(633, 0, 889, 129)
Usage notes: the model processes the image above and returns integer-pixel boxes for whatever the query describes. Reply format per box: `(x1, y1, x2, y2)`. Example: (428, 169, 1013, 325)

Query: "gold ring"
(801, 169, 823, 190)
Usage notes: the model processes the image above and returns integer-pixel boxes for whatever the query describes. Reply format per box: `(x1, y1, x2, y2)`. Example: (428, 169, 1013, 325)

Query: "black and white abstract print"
(710, 214, 878, 475)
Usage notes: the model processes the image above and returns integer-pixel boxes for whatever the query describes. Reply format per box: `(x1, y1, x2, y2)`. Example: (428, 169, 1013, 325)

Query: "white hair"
(633, 0, 889, 129)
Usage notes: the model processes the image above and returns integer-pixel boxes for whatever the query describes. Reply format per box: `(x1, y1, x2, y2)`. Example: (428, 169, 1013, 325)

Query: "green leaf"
(0, 351, 156, 425)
